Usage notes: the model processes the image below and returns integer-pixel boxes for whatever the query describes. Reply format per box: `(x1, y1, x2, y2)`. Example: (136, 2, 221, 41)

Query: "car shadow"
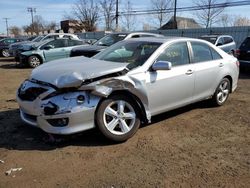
(0, 57, 15, 62)
(0, 100, 214, 151)
(0, 62, 30, 69)
(0, 109, 117, 151)
(146, 100, 214, 126)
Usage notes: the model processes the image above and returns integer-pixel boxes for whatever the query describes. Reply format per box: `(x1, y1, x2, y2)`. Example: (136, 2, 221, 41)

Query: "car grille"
(18, 87, 48, 101)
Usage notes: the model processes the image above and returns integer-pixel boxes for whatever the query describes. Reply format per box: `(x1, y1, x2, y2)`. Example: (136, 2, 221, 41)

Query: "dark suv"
(237, 37, 250, 71)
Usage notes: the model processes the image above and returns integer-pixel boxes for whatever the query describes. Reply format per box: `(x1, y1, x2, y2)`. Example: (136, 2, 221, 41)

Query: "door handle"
(186, 69, 193, 75)
(219, 63, 224, 67)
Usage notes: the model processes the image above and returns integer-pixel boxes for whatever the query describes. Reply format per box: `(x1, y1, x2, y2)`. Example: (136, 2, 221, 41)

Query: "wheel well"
(96, 90, 148, 123)
(224, 75, 233, 93)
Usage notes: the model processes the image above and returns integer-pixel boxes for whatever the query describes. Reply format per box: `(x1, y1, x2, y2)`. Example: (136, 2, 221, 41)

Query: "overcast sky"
(0, 0, 250, 34)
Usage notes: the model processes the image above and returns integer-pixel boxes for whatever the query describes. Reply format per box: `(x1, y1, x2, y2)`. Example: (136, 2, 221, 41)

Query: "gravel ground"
(0, 58, 249, 188)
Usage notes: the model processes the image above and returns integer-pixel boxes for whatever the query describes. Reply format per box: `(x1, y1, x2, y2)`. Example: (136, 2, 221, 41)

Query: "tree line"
(8, 0, 250, 36)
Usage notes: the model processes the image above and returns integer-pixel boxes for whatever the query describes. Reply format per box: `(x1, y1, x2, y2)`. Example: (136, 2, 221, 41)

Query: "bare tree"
(73, 0, 99, 31)
(220, 14, 232, 27)
(23, 15, 45, 34)
(9, 26, 22, 37)
(121, 0, 137, 31)
(234, 16, 250, 26)
(150, 0, 172, 28)
(193, 0, 227, 28)
(100, 0, 115, 31)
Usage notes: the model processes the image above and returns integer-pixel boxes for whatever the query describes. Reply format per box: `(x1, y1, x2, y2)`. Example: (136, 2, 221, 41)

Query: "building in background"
(60, 20, 85, 33)
(160, 16, 201, 30)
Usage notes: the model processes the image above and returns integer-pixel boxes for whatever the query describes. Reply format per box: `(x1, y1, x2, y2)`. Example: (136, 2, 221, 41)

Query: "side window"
(131, 35, 140, 38)
(224, 37, 233, 44)
(41, 39, 67, 49)
(156, 42, 190, 67)
(68, 40, 83, 46)
(45, 35, 59, 40)
(191, 42, 213, 63)
(210, 47, 222, 60)
(217, 37, 224, 46)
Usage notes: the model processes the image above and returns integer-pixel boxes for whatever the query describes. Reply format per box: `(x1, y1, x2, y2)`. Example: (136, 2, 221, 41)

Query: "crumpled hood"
(30, 56, 128, 88)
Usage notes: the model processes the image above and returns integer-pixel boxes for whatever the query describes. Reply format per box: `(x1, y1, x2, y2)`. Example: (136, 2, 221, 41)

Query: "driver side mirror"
(152, 61, 172, 71)
(44, 45, 54, 50)
(216, 43, 223, 46)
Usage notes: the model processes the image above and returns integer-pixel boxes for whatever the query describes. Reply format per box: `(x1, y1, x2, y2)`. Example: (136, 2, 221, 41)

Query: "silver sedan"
(16, 37, 239, 142)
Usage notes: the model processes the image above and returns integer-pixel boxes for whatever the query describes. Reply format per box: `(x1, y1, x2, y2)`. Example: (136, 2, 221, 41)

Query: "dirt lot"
(0, 57, 249, 188)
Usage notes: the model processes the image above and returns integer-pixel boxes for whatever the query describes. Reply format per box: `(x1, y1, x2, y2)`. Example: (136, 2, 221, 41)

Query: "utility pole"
(3, 18, 10, 36)
(173, 0, 177, 29)
(115, 0, 119, 31)
(27, 7, 36, 34)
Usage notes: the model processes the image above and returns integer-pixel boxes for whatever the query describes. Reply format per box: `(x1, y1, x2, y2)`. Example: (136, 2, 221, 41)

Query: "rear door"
(41, 39, 68, 62)
(64, 40, 83, 57)
(190, 41, 223, 100)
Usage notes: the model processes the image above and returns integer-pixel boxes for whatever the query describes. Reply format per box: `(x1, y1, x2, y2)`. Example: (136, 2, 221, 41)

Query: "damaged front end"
(16, 78, 101, 134)
(16, 68, 151, 135)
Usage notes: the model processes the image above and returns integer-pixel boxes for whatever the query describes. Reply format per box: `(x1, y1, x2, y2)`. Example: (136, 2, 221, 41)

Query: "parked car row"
(2, 32, 250, 71)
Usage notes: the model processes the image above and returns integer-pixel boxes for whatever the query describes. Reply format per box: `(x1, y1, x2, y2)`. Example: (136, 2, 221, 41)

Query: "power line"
(27, 7, 36, 34)
(118, 0, 250, 16)
(3, 18, 10, 36)
(27, 7, 36, 24)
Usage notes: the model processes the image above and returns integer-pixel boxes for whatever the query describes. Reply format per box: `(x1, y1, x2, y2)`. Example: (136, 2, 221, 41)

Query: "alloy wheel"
(103, 100, 136, 135)
(216, 80, 229, 104)
(29, 56, 41, 68)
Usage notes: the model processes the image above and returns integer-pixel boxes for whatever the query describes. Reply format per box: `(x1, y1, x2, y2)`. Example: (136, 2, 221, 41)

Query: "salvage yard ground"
(0, 57, 249, 187)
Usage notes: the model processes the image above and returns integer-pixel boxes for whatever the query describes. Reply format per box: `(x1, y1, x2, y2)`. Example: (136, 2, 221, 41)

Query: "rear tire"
(211, 78, 230, 106)
(2, 49, 10, 57)
(96, 95, 141, 142)
(28, 55, 41, 68)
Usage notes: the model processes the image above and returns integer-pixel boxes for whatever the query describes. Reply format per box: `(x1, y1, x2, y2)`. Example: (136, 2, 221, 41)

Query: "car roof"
(201, 34, 233, 38)
(124, 36, 195, 43)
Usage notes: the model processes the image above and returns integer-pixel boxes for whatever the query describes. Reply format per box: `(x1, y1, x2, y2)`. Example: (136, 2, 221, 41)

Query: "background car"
(9, 33, 80, 61)
(17, 37, 239, 142)
(200, 34, 236, 55)
(70, 32, 163, 57)
(0, 38, 23, 57)
(236, 36, 250, 71)
(19, 38, 84, 67)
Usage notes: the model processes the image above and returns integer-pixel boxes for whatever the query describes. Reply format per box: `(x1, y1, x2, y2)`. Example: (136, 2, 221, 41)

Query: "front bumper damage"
(17, 79, 101, 134)
(17, 70, 151, 135)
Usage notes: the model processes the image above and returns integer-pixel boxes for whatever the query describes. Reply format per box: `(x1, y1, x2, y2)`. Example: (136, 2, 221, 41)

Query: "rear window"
(224, 37, 233, 44)
(240, 37, 250, 49)
(200, 36, 217, 44)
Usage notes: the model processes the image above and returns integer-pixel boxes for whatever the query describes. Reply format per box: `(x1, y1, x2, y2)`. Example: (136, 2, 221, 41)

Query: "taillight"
(236, 60, 240, 67)
(235, 49, 240, 57)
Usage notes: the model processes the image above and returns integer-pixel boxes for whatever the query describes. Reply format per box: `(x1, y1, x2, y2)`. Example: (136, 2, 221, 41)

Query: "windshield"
(93, 40, 162, 70)
(200, 36, 217, 44)
(93, 34, 128, 46)
(32, 39, 53, 49)
(32, 35, 45, 42)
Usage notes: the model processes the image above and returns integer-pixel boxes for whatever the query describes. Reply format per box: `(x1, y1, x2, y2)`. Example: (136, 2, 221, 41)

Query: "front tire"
(28, 55, 41, 68)
(96, 95, 141, 142)
(211, 78, 230, 106)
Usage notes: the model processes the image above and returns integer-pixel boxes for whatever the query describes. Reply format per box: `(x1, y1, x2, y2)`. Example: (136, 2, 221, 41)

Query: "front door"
(145, 42, 195, 115)
(42, 39, 68, 62)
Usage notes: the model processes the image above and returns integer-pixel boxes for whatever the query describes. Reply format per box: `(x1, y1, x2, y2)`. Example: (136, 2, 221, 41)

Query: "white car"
(17, 37, 239, 142)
